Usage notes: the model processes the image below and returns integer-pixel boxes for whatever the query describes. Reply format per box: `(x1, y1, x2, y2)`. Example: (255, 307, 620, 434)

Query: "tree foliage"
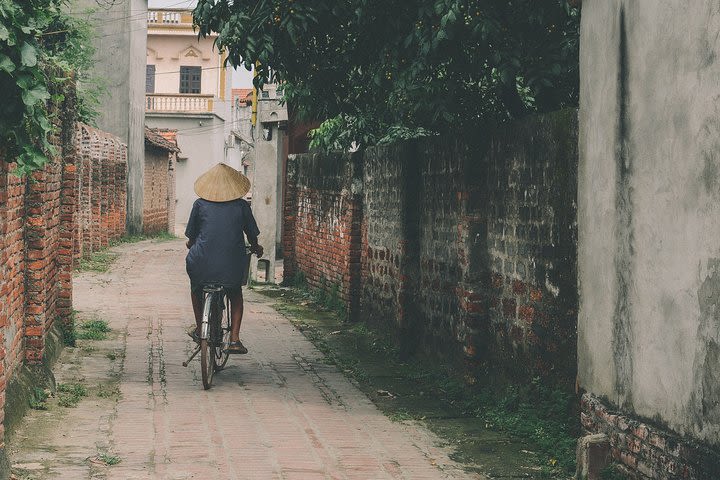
(194, 0, 580, 150)
(0, 0, 95, 175)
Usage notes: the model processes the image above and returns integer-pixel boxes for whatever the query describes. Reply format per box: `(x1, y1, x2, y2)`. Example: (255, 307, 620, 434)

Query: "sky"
(148, 0, 254, 88)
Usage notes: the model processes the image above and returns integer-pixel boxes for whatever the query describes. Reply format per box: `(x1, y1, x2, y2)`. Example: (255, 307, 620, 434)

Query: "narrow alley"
(7, 240, 477, 480)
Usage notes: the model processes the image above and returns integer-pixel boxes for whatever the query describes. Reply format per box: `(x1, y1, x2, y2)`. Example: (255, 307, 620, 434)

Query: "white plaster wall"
(579, 0, 720, 446)
(146, 34, 222, 95)
(145, 116, 226, 233)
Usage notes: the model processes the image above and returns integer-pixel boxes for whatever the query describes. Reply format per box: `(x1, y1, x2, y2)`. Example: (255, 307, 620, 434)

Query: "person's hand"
(250, 244, 264, 257)
(186, 240, 193, 249)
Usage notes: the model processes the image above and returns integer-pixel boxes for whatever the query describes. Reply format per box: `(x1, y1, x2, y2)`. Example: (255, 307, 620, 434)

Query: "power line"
(42, 0, 197, 37)
(66, 0, 194, 26)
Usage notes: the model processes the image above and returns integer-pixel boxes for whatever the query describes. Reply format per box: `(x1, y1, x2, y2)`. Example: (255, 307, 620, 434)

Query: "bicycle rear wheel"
(200, 338, 214, 389)
(200, 293, 216, 390)
(215, 297, 231, 370)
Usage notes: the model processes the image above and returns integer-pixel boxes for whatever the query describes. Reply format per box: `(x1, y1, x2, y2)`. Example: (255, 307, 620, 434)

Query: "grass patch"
(76, 251, 118, 273)
(95, 384, 121, 399)
(75, 319, 110, 340)
(57, 383, 87, 408)
(29, 387, 49, 410)
(259, 284, 579, 478)
(110, 231, 176, 245)
(61, 310, 78, 346)
(601, 465, 630, 480)
(96, 452, 121, 465)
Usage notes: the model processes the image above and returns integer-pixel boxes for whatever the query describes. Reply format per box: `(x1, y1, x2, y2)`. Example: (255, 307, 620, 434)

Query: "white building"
(145, 8, 247, 233)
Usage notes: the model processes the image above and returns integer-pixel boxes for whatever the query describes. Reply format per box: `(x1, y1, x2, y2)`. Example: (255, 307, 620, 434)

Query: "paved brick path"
(9, 240, 479, 479)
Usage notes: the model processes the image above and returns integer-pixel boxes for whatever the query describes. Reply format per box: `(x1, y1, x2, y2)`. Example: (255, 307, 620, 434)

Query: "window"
(179, 66, 201, 94)
(145, 65, 155, 93)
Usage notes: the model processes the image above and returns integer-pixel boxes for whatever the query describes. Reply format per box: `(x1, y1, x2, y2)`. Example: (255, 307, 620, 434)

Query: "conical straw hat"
(194, 163, 251, 202)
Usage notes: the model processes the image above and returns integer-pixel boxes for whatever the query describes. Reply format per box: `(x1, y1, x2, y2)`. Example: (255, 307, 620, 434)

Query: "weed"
(106, 352, 117, 361)
(57, 383, 87, 407)
(95, 384, 121, 399)
(287, 271, 307, 288)
(110, 231, 176, 246)
(76, 319, 110, 340)
(76, 251, 118, 273)
(388, 409, 414, 422)
(29, 387, 49, 410)
(601, 465, 629, 480)
(96, 452, 121, 465)
(60, 312, 76, 346)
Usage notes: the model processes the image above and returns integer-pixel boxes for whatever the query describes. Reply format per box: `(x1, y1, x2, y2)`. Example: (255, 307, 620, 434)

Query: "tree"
(194, 0, 580, 150)
(0, 0, 96, 174)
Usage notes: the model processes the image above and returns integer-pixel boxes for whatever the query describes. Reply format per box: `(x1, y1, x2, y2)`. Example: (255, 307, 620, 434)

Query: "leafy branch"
(194, 0, 580, 152)
(0, 0, 95, 176)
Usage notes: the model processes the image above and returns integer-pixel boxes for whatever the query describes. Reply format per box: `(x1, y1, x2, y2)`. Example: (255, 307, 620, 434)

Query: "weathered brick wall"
(482, 111, 578, 377)
(284, 110, 578, 379)
(167, 155, 176, 234)
(0, 104, 126, 443)
(361, 143, 420, 343)
(143, 147, 171, 235)
(0, 161, 27, 407)
(74, 124, 127, 261)
(284, 152, 363, 318)
(581, 394, 720, 479)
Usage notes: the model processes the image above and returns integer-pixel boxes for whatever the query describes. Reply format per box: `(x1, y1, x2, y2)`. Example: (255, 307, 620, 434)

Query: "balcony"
(146, 94, 214, 114)
(147, 9, 193, 26)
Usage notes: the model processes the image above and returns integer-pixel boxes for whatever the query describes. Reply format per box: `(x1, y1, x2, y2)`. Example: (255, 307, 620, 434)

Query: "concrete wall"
(73, 0, 146, 234)
(578, 0, 720, 475)
(249, 117, 285, 283)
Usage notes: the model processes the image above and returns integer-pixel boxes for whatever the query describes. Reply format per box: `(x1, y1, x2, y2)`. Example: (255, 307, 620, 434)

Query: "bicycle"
(182, 284, 231, 389)
(182, 247, 255, 390)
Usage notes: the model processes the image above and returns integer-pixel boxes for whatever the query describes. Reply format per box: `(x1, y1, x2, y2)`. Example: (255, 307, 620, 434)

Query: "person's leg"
(229, 288, 244, 342)
(191, 290, 203, 335)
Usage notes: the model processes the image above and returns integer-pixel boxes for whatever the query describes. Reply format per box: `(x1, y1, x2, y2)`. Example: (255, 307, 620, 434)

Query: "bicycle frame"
(200, 285, 224, 340)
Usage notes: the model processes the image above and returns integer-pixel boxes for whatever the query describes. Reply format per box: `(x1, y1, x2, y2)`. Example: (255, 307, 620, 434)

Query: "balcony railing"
(146, 94, 214, 113)
(147, 10, 193, 25)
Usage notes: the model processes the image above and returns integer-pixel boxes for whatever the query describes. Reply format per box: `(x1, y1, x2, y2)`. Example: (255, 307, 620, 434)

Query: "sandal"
(186, 326, 200, 344)
(226, 340, 248, 355)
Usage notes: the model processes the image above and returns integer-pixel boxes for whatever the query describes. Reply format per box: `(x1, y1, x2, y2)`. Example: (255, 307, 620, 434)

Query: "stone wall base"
(0, 323, 65, 479)
(581, 393, 720, 479)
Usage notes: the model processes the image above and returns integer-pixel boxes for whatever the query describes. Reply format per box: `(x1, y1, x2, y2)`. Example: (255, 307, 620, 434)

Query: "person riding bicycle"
(185, 163, 263, 354)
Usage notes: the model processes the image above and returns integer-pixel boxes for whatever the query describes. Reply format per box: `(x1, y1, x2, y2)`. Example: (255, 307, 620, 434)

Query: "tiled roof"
(232, 88, 253, 105)
(145, 126, 180, 153)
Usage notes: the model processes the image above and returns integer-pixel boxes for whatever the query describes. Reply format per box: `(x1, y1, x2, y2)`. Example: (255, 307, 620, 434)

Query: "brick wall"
(0, 162, 28, 419)
(482, 110, 578, 377)
(283, 152, 363, 319)
(361, 143, 420, 343)
(74, 123, 127, 261)
(284, 110, 578, 379)
(0, 98, 126, 443)
(581, 394, 720, 479)
(143, 146, 172, 235)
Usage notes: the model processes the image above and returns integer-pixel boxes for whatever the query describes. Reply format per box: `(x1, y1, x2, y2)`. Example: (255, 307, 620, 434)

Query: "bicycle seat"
(201, 284, 224, 293)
